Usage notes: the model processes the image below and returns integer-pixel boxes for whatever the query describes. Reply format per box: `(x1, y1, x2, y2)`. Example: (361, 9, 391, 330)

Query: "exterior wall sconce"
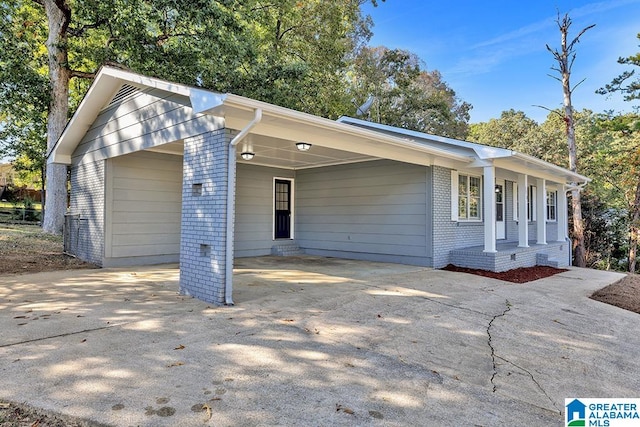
(240, 152, 255, 160)
(296, 142, 312, 151)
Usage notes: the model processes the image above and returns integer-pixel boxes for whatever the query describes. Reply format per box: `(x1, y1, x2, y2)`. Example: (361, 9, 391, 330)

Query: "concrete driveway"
(0, 256, 637, 426)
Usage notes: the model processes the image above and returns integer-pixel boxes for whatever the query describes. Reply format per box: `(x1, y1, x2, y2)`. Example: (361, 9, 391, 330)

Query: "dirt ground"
(0, 223, 95, 275)
(0, 223, 637, 426)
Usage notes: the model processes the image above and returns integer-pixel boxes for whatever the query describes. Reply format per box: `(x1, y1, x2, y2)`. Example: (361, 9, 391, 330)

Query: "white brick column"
(536, 178, 547, 244)
(483, 165, 496, 253)
(518, 174, 529, 248)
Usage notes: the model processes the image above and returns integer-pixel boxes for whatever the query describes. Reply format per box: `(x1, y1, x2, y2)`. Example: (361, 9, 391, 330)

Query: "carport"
(49, 67, 587, 306)
(49, 67, 474, 305)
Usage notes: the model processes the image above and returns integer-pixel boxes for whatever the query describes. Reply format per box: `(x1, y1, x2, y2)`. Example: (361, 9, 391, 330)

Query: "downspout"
(225, 108, 262, 305)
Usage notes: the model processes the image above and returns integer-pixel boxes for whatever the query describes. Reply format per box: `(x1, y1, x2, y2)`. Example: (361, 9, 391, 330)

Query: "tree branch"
(571, 77, 587, 92)
(533, 104, 564, 119)
(68, 19, 108, 37)
(69, 69, 95, 79)
(567, 24, 596, 52)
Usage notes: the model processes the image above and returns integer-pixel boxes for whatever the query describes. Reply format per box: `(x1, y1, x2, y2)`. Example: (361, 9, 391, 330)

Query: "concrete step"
(536, 253, 561, 268)
(271, 242, 304, 256)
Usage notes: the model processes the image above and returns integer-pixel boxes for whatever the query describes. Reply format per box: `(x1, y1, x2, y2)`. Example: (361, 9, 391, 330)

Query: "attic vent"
(107, 84, 139, 107)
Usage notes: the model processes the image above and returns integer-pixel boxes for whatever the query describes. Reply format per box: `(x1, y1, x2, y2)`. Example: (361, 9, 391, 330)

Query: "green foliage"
(596, 33, 640, 102)
(1, 0, 379, 159)
(571, 193, 629, 271)
(347, 46, 471, 138)
(0, 1, 49, 180)
(469, 109, 540, 152)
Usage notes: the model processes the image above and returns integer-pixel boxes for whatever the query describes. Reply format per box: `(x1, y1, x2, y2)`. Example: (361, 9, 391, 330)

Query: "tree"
(1, 0, 380, 233)
(545, 13, 595, 268)
(597, 33, 640, 273)
(596, 32, 640, 102)
(347, 46, 471, 139)
(0, 1, 49, 205)
(469, 110, 539, 149)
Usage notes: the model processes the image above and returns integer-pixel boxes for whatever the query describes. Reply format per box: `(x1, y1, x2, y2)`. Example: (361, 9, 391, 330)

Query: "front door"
(274, 179, 292, 239)
(495, 179, 506, 239)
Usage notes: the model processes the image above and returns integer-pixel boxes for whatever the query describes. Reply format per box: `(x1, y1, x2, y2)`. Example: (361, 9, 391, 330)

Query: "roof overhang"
(337, 116, 590, 185)
(47, 66, 590, 186)
(48, 67, 475, 168)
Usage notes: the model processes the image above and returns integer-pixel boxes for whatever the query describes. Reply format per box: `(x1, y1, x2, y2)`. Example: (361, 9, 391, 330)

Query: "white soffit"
(211, 97, 474, 168)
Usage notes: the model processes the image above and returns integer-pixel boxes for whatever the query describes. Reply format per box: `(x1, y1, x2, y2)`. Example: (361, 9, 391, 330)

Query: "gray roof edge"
(337, 116, 589, 183)
(337, 116, 513, 159)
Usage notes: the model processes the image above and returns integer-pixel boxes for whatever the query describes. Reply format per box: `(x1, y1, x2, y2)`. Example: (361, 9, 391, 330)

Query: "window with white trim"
(546, 190, 557, 221)
(458, 174, 481, 220)
(513, 183, 537, 221)
(527, 186, 537, 221)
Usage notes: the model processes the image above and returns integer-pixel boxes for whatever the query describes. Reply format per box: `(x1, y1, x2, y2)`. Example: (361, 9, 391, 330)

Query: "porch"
(449, 240, 570, 272)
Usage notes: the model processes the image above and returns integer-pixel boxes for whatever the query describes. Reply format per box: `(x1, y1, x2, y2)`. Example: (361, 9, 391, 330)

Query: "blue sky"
(361, 0, 640, 123)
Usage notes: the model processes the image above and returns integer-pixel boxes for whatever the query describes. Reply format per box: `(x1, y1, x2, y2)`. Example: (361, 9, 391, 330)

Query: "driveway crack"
(495, 355, 561, 414)
(487, 300, 561, 415)
(487, 299, 511, 392)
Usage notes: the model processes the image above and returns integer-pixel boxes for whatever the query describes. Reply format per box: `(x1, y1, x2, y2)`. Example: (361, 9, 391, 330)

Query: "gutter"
(224, 108, 262, 305)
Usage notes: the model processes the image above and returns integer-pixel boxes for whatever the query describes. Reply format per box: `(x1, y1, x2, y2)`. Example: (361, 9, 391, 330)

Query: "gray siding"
(72, 87, 221, 166)
(296, 160, 431, 266)
(235, 164, 295, 257)
(104, 151, 182, 266)
(68, 160, 105, 265)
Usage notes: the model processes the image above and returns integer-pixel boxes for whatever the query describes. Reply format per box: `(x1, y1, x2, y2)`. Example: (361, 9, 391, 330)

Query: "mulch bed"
(442, 264, 568, 283)
(590, 275, 640, 315)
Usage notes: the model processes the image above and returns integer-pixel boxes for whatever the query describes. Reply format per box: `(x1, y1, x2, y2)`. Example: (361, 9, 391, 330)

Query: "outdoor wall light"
(240, 152, 255, 160)
(296, 142, 312, 151)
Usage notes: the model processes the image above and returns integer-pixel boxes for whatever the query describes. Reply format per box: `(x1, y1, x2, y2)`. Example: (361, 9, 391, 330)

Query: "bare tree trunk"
(41, 0, 71, 234)
(547, 14, 594, 268)
(629, 178, 640, 273)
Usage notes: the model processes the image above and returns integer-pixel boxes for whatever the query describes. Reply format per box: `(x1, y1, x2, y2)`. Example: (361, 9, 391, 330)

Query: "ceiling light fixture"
(240, 152, 255, 160)
(296, 142, 312, 151)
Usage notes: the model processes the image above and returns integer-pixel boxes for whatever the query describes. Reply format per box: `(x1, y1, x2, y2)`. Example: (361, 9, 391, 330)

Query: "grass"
(0, 201, 43, 222)
(0, 223, 61, 254)
(0, 200, 42, 210)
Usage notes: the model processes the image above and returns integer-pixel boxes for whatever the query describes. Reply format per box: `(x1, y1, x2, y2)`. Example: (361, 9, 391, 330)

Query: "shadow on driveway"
(0, 256, 636, 426)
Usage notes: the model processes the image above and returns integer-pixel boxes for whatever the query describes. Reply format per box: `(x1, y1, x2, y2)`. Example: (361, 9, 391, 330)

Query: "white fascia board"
(220, 96, 473, 163)
(337, 116, 513, 160)
(48, 66, 200, 165)
(99, 66, 192, 97)
(48, 71, 121, 164)
(338, 115, 589, 184)
(511, 152, 590, 184)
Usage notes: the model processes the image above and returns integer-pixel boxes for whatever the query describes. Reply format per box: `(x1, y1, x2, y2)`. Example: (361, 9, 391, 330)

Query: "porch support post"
(517, 174, 529, 247)
(536, 178, 547, 244)
(557, 185, 568, 242)
(483, 165, 497, 253)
